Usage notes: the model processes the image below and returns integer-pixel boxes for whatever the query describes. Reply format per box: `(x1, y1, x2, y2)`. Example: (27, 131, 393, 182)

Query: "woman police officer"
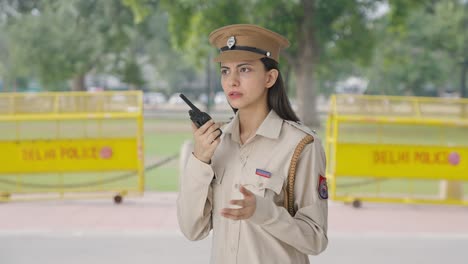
(177, 24, 328, 264)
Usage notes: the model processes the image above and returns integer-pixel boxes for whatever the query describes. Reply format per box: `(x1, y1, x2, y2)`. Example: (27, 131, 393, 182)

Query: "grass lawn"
(144, 127, 191, 192)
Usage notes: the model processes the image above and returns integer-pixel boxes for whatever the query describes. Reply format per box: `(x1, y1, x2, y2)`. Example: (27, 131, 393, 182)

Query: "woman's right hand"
(192, 120, 222, 164)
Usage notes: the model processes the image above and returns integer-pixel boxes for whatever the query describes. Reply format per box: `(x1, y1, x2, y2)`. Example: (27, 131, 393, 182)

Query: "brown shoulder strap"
(283, 135, 315, 216)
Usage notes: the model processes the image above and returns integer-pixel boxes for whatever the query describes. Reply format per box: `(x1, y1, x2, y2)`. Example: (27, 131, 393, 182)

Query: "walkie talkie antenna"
(179, 94, 200, 112)
(179, 93, 221, 138)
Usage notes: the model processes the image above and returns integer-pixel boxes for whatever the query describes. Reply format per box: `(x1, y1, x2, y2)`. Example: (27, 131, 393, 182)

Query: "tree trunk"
(460, 61, 466, 98)
(205, 54, 212, 113)
(295, 0, 320, 128)
(71, 74, 86, 91)
(462, 2, 468, 98)
(11, 79, 17, 92)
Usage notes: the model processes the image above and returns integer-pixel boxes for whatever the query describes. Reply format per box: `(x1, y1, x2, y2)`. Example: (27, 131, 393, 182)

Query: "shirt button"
(258, 182, 264, 188)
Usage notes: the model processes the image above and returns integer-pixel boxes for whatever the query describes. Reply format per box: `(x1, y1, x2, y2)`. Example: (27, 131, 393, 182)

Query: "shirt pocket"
(259, 175, 284, 199)
(242, 169, 284, 198)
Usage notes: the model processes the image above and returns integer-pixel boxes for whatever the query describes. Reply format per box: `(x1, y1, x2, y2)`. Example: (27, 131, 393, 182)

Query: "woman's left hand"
(221, 185, 256, 220)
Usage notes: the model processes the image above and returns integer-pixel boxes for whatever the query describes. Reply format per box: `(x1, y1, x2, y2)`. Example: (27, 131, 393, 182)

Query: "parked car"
(214, 92, 227, 105)
(144, 92, 167, 105)
(168, 93, 185, 105)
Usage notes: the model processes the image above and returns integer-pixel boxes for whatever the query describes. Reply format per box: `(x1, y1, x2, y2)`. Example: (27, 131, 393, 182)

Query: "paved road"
(0, 231, 466, 264)
(1, 192, 467, 263)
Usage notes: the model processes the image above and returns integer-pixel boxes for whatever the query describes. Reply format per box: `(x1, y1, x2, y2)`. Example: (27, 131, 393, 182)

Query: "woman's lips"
(228, 92, 243, 99)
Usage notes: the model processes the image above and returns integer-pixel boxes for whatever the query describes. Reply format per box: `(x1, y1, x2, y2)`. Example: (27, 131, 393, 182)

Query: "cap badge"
(227, 36, 236, 49)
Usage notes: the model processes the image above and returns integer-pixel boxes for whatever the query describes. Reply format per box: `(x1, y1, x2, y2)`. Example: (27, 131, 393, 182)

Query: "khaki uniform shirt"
(177, 110, 328, 264)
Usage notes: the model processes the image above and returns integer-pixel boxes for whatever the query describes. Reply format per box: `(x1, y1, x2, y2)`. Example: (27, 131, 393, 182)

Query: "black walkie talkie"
(179, 94, 222, 138)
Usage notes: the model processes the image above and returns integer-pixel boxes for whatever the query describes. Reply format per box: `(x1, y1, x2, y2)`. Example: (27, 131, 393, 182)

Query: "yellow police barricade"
(0, 91, 144, 203)
(326, 94, 468, 207)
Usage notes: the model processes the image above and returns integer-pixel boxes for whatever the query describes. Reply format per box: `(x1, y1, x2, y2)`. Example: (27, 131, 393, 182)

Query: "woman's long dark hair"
(261, 57, 299, 122)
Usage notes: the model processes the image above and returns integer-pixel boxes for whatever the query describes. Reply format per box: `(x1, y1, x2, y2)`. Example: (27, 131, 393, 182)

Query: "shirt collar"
(256, 110, 283, 139)
(222, 111, 241, 143)
(223, 110, 283, 143)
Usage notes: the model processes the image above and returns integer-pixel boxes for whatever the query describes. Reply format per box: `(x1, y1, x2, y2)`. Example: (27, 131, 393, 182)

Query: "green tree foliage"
(3, 0, 149, 91)
(366, 0, 466, 96)
(0, 0, 38, 91)
(140, 8, 202, 95)
(3, 0, 465, 103)
(160, 0, 387, 126)
(121, 0, 153, 24)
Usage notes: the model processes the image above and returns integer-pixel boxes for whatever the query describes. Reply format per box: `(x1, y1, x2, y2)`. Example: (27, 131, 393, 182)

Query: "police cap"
(208, 24, 290, 63)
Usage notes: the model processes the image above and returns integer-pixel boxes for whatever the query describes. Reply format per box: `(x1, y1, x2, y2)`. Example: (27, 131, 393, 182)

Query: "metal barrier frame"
(326, 94, 468, 207)
(0, 91, 144, 203)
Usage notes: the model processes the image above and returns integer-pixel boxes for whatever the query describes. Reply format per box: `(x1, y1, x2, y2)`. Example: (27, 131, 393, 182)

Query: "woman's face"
(220, 59, 278, 111)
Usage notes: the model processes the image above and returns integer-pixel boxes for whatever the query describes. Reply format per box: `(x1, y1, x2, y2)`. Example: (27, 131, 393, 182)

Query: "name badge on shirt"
(255, 169, 271, 178)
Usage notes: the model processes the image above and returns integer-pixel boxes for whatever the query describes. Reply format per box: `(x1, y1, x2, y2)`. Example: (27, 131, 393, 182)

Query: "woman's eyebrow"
(236, 63, 251, 68)
(221, 63, 252, 69)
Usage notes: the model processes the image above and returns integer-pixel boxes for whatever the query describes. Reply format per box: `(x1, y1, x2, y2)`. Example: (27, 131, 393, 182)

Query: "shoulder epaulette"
(284, 120, 317, 137)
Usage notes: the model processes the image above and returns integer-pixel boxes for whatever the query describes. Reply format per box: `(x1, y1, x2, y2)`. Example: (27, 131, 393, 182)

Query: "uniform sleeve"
(176, 153, 214, 241)
(247, 138, 328, 255)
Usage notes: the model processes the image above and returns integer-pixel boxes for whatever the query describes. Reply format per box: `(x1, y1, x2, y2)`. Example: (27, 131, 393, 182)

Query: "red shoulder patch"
(318, 175, 328, 199)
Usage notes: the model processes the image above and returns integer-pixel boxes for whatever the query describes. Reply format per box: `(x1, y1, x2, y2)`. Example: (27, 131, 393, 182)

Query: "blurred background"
(1, 0, 466, 120)
(0, 0, 467, 263)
